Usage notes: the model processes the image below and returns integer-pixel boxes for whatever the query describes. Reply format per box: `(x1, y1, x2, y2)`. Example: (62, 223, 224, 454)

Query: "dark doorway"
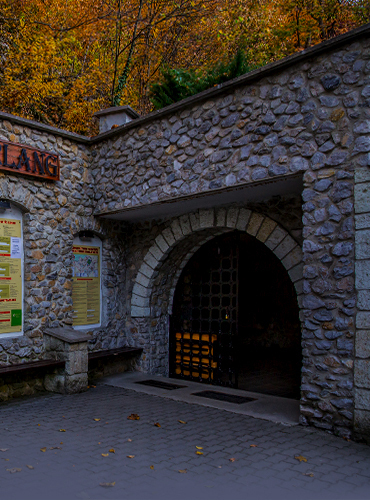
(169, 230, 302, 400)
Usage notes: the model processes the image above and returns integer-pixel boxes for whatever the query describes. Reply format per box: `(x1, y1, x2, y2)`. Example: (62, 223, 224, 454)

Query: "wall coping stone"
(44, 327, 91, 343)
(90, 22, 370, 144)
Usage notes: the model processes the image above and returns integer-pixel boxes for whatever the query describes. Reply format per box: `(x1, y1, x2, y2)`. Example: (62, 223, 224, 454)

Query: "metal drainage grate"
(136, 379, 187, 390)
(192, 390, 256, 404)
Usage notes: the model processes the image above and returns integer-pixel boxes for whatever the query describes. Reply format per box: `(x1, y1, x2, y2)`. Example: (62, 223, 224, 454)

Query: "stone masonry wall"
(91, 33, 370, 438)
(0, 117, 128, 379)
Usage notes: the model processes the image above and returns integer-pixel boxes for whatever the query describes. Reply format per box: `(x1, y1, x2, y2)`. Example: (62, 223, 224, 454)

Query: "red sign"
(0, 139, 59, 181)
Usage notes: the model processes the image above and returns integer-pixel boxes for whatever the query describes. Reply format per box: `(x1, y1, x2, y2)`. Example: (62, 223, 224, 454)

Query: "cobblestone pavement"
(0, 384, 370, 500)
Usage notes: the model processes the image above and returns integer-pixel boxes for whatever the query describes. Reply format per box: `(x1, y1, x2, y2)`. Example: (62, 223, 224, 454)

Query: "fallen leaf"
(3, 459, 9, 461)
(127, 455, 135, 459)
(250, 444, 257, 448)
(0, 448, 9, 452)
(196, 451, 203, 455)
(26, 465, 34, 470)
(196, 446, 203, 450)
(150, 465, 154, 470)
(178, 469, 187, 473)
(178, 420, 187, 424)
(127, 439, 132, 442)
(91, 385, 96, 388)
(98, 442, 101, 444)
(303, 472, 314, 477)
(59, 429, 66, 432)
(154, 422, 161, 427)
(40, 448, 47, 453)
(127, 414, 140, 420)
(37, 424, 40, 427)
(109, 449, 115, 453)
(295, 455, 308, 463)
(50, 447, 62, 450)
(60, 442, 63, 445)
(99, 482, 115, 487)
(229, 458, 236, 462)
(217, 466, 222, 468)
(94, 419, 101, 422)
(7, 468, 22, 473)
(101, 453, 109, 457)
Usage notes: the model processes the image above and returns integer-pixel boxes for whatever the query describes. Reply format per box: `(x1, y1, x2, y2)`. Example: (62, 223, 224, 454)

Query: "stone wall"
(0, 116, 128, 372)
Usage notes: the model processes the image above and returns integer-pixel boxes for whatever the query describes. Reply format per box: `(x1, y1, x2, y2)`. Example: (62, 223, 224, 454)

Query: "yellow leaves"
(127, 455, 135, 459)
(40, 448, 47, 453)
(178, 420, 187, 424)
(196, 451, 203, 455)
(295, 455, 308, 462)
(101, 453, 109, 457)
(109, 449, 115, 453)
(127, 414, 140, 420)
(196, 446, 203, 450)
(150, 465, 154, 470)
(59, 429, 66, 432)
(154, 423, 161, 427)
(100, 482, 115, 487)
(178, 469, 187, 473)
(94, 418, 101, 422)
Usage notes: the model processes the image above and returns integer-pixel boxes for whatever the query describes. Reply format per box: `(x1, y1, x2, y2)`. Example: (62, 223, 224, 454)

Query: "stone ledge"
(44, 327, 92, 343)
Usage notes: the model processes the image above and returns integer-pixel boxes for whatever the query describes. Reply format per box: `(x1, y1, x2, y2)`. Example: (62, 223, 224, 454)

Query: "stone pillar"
(354, 161, 370, 442)
(43, 327, 90, 394)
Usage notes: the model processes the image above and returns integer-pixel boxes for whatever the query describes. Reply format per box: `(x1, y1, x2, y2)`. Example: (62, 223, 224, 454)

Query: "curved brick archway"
(131, 207, 303, 318)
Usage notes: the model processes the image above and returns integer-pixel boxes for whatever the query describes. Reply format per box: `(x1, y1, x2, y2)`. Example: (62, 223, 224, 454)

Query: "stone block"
(265, 226, 286, 250)
(355, 214, 370, 230)
(355, 260, 370, 290)
(189, 213, 200, 232)
(235, 208, 251, 231)
(294, 279, 303, 295)
(140, 262, 154, 279)
(356, 229, 370, 259)
(131, 306, 150, 317)
(199, 208, 214, 229)
(170, 219, 183, 241)
(355, 388, 370, 410)
(355, 183, 370, 214)
(274, 235, 296, 259)
(65, 349, 88, 376)
(162, 227, 175, 247)
(179, 214, 191, 236)
(44, 373, 66, 394)
(355, 164, 370, 183)
(132, 282, 149, 298)
(226, 207, 239, 228)
(354, 409, 370, 443)
(356, 312, 370, 329)
(256, 218, 277, 243)
(356, 331, 370, 358)
(65, 373, 88, 394)
(354, 359, 370, 388)
(282, 245, 302, 270)
(148, 243, 163, 262)
(144, 251, 158, 270)
(216, 207, 226, 227)
(246, 213, 264, 236)
(155, 234, 169, 253)
(358, 290, 370, 310)
(289, 263, 303, 283)
(131, 294, 150, 308)
(136, 272, 150, 288)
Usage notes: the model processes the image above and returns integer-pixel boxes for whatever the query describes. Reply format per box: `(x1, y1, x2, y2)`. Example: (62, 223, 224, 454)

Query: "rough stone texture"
(1, 30, 370, 441)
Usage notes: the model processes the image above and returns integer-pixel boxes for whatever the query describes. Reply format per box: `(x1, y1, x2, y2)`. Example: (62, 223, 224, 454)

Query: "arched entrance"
(169, 230, 302, 399)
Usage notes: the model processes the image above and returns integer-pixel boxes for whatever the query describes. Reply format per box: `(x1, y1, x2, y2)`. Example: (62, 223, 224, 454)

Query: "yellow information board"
(72, 245, 100, 326)
(0, 218, 22, 334)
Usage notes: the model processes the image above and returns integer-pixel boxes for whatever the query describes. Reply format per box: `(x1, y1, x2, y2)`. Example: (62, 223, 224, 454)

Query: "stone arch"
(131, 206, 303, 318)
(71, 216, 109, 240)
(0, 179, 33, 212)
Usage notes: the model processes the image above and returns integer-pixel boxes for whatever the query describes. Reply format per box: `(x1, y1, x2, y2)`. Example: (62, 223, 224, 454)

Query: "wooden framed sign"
(0, 139, 59, 181)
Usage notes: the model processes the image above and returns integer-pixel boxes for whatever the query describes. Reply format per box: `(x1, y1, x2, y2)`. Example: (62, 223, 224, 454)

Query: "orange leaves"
(127, 414, 140, 420)
(294, 455, 308, 463)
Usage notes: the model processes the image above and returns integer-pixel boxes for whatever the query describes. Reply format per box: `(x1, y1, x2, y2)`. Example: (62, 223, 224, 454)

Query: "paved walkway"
(0, 378, 369, 500)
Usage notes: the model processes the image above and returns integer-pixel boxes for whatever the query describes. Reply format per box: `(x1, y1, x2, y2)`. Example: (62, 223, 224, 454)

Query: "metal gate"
(169, 232, 239, 388)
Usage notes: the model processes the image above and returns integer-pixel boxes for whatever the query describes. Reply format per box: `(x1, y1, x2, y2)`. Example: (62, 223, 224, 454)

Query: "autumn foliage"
(0, 0, 367, 135)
